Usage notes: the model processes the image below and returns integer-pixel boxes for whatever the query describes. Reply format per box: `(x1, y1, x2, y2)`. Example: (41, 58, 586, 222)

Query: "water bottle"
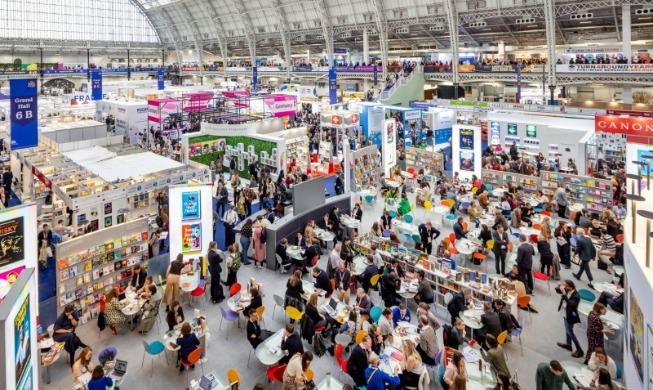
(326, 373, 331, 390)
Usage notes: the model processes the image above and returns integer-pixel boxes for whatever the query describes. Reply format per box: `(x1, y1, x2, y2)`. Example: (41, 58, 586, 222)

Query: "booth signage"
(563, 48, 621, 54)
(91, 70, 102, 100)
(252, 67, 258, 85)
(157, 69, 165, 90)
(595, 116, 653, 135)
(557, 64, 653, 73)
(31, 167, 52, 190)
(525, 125, 537, 138)
(9, 79, 38, 150)
(328, 68, 337, 104)
(404, 110, 421, 121)
(606, 109, 652, 118)
(507, 123, 518, 135)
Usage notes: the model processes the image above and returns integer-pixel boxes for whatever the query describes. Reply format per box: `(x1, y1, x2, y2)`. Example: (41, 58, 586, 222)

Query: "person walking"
(252, 220, 266, 269)
(516, 234, 535, 294)
(207, 241, 225, 303)
(556, 280, 584, 358)
(492, 225, 509, 275)
(573, 230, 596, 290)
(239, 219, 253, 265)
(163, 254, 184, 310)
(555, 221, 572, 269)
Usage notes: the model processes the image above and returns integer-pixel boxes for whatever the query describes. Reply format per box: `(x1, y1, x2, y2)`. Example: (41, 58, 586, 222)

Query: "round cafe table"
(461, 309, 483, 338)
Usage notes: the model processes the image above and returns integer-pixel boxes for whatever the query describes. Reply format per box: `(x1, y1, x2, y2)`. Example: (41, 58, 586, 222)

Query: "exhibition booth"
(95, 99, 149, 142)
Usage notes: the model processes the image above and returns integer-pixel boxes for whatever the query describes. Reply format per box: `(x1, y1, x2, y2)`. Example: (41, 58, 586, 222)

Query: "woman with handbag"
(38, 240, 51, 270)
(282, 351, 313, 390)
(555, 221, 572, 269)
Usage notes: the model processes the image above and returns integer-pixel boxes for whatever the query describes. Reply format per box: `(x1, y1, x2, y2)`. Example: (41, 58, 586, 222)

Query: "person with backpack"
(573, 230, 596, 290)
(226, 243, 241, 287)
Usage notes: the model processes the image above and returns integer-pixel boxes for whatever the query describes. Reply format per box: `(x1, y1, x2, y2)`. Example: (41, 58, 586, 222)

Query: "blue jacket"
(391, 307, 411, 327)
(365, 366, 400, 390)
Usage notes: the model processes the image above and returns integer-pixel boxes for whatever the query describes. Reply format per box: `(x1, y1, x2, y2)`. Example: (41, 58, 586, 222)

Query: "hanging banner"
(515, 65, 521, 103)
(91, 69, 102, 101)
(263, 95, 297, 117)
(329, 68, 337, 105)
(373, 66, 378, 86)
(9, 79, 38, 150)
(157, 68, 165, 90)
(252, 66, 258, 85)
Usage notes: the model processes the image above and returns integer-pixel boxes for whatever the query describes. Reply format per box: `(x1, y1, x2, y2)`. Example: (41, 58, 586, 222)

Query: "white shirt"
(329, 249, 341, 269)
(371, 252, 384, 268)
(223, 210, 238, 225)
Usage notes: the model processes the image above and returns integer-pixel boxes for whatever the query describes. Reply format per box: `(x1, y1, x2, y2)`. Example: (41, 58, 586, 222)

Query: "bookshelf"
(540, 172, 613, 212)
(286, 136, 309, 173)
(404, 148, 445, 175)
(481, 169, 539, 196)
(352, 146, 381, 192)
(55, 218, 150, 323)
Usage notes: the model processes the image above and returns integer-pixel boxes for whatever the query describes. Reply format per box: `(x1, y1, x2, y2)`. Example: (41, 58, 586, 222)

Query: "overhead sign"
(157, 68, 165, 90)
(252, 66, 258, 85)
(557, 64, 653, 73)
(329, 68, 337, 105)
(9, 79, 38, 150)
(606, 109, 652, 118)
(91, 69, 102, 101)
(595, 116, 653, 135)
(563, 48, 622, 54)
(263, 95, 297, 117)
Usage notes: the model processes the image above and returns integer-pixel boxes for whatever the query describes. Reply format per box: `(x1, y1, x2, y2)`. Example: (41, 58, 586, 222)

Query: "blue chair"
(508, 317, 526, 356)
(412, 234, 421, 245)
(141, 339, 168, 377)
(616, 362, 622, 379)
(461, 202, 470, 212)
(363, 195, 375, 208)
(388, 210, 397, 218)
(578, 289, 596, 302)
(403, 214, 414, 223)
(512, 232, 520, 239)
(445, 214, 457, 226)
(382, 230, 391, 238)
(370, 306, 382, 323)
(219, 306, 241, 339)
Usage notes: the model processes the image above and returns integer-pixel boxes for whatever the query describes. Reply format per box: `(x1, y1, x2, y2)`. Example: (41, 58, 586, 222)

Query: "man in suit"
(317, 213, 334, 231)
(492, 225, 509, 275)
(447, 288, 473, 324)
(515, 234, 535, 294)
(418, 221, 441, 255)
(453, 216, 468, 240)
(556, 280, 584, 358)
(301, 238, 317, 273)
(329, 206, 341, 240)
(275, 238, 291, 273)
(294, 232, 306, 248)
(357, 255, 379, 292)
(280, 323, 304, 365)
(2, 167, 12, 199)
(573, 230, 596, 290)
(312, 266, 333, 296)
(246, 309, 271, 348)
(475, 302, 503, 347)
(347, 334, 372, 387)
(215, 181, 229, 218)
(129, 264, 147, 291)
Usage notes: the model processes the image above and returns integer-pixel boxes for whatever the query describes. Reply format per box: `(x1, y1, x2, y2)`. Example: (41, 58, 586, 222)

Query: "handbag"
(571, 254, 581, 265)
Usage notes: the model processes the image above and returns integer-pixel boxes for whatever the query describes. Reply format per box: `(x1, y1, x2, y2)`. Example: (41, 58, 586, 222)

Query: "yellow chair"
(446, 199, 455, 208)
(158, 275, 165, 288)
(486, 239, 495, 251)
(471, 187, 478, 194)
(370, 274, 381, 287)
(286, 306, 304, 322)
(355, 330, 367, 344)
(305, 368, 314, 382)
(256, 306, 265, 318)
(497, 330, 509, 360)
(227, 369, 241, 388)
(424, 200, 432, 210)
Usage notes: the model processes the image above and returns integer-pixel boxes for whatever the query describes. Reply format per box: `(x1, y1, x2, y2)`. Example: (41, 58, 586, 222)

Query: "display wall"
(168, 183, 213, 261)
(0, 204, 38, 303)
(382, 119, 397, 176)
(0, 269, 38, 390)
(452, 125, 482, 180)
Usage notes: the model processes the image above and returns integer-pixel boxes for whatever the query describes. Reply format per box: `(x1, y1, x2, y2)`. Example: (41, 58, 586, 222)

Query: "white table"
(492, 188, 508, 198)
(190, 370, 230, 390)
(227, 293, 251, 313)
(461, 309, 484, 338)
(386, 180, 400, 188)
(181, 272, 201, 292)
(568, 203, 584, 213)
(286, 245, 305, 260)
(577, 301, 624, 328)
(431, 205, 451, 225)
(593, 282, 622, 296)
(341, 215, 361, 229)
(358, 189, 378, 200)
(561, 361, 598, 389)
(456, 239, 479, 255)
(314, 228, 336, 247)
(40, 340, 64, 384)
(351, 255, 367, 276)
(317, 374, 344, 390)
(302, 280, 326, 300)
(121, 290, 144, 331)
(398, 280, 419, 302)
(392, 220, 419, 236)
(559, 167, 575, 173)
(319, 300, 350, 324)
(256, 329, 287, 365)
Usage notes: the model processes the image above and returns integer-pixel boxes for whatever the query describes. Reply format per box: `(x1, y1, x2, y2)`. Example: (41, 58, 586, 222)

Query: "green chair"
(370, 306, 382, 323)
(403, 214, 414, 223)
(578, 289, 596, 302)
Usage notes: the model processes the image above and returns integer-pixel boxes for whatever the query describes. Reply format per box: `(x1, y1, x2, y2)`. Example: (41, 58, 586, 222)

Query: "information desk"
(264, 194, 352, 270)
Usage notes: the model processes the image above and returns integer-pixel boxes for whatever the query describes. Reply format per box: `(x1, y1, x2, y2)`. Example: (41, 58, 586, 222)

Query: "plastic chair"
(219, 306, 240, 339)
(486, 239, 495, 251)
(141, 339, 168, 377)
(229, 283, 241, 297)
(180, 347, 204, 387)
(305, 368, 314, 382)
(363, 195, 375, 208)
(532, 223, 541, 230)
(440, 200, 449, 207)
(533, 272, 551, 295)
(578, 289, 596, 302)
(444, 292, 454, 306)
(497, 330, 509, 360)
(370, 274, 381, 288)
(462, 222, 468, 231)
(334, 333, 352, 347)
(404, 214, 414, 223)
(227, 368, 241, 389)
(191, 281, 207, 309)
(286, 306, 304, 322)
(509, 317, 526, 356)
(507, 242, 513, 252)
(256, 306, 265, 323)
(517, 296, 532, 323)
(339, 359, 348, 379)
(616, 234, 624, 244)
(334, 344, 344, 367)
(539, 210, 551, 217)
(355, 330, 367, 344)
(472, 252, 487, 272)
(388, 210, 397, 219)
(445, 214, 457, 226)
(266, 364, 287, 386)
(272, 294, 285, 320)
(370, 306, 382, 323)
(158, 275, 166, 289)
(327, 279, 336, 298)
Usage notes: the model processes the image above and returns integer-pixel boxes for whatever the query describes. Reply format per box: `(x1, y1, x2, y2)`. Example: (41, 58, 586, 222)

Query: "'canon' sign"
(595, 116, 653, 135)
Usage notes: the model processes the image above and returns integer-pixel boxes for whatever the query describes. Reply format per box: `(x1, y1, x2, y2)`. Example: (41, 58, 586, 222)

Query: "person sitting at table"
(53, 304, 89, 366)
(442, 351, 467, 390)
(328, 244, 342, 278)
(477, 190, 490, 211)
(317, 212, 334, 233)
(306, 292, 328, 331)
(493, 299, 519, 333)
(416, 302, 441, 331)
(354, 288, 373, 316)
(130, 264, 148, 292)
(385, 187, 399, 201)
(447, 289, 473, 324)
(176, 322, 200, 372)
(597, 274, 624, 314)
(392, 303, 411, 327)
(239, 287, 262, 318)
(280, 323, 305, 366)
(534, 190, 551, 209)
(347, 334, 372, 387)
(418, 221, 441, 255)
(578, 210, 593, 229)
(612, 202, 626, 219)
(86, 365, 113, 390)
(329, 206, 342, 237)
(166, 300, 184, 331)
(535, 360, 575, 390)
(468, 201, 483, 228)
(136, 276, 158, 299)
(368, 324, 384, 355)
(500, 195, 512, 216)
(381, 272, 401, 307)
(305, 220, 321, 254)
(475, 301, 503, 347)
(453, 216, 468, 240)
(285, 270, 305, 313)
(481, 334, 510, 379)
(378, 308, 394, 339)
(493, 209, 510, 232)
(246, 308, 272, 349)
(104, 288, 126, 335)
(302, 238, 318, 272)
(381, 210, 393, 231)
(369, 244, 384, 270)
(295, 231, 307, 248)
(587, 347, 617, 378)
(134, 285, 159, 334)
(72, 347, 93, 384)
(416, 315, 438, 365)
(415, 270, 434, 304)
(399, 340, 427, 389)
(521, 202, 535, 227)
(276, 238, 292, 273)
(445, 317, 468, 351)
(387, 259, 405, 279)
(397, 193, 411, 217)
(341, 237, 357, 264)
(358, 255, 380, 293)
(477, 224, 492, 251)
(366, 352, 401, 390)
(416, 183, 431, 207)
(370, 221, 383, 237)
(601, 209, 614, 225)
(312, 266, 333, 296)
(510, 207, 524, 229)
(589, 219, 602, 239)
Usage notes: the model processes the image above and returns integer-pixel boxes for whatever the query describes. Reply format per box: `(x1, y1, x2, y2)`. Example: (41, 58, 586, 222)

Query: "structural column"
(622, 5, 632, 104)
(498, 41, 505, 61)
(363, 27, 370, 91)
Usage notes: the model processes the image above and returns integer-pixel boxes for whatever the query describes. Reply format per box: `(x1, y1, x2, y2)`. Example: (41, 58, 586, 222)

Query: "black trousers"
(558, 204, 567, 219)
(224, 224, 235, 247)
(210, 267, 225, 301)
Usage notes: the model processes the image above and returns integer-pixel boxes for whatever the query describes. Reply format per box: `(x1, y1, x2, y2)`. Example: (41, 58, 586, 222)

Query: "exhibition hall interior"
(1, 0, 653, 389)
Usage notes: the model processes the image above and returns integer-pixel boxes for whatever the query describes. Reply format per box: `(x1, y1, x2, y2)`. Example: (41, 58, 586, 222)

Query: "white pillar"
(363, 27, 370, 65)
(498, 41, 505, 62)
(622, 5, 633, 104)
(307, 49, 311, 65)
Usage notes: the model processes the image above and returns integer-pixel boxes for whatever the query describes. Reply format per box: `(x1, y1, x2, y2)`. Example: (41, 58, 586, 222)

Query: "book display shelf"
(352, 146, 381, 192)
(541, 172, 613, 212)
(481, 169, 539, 195)
(404, 148, 445, 176)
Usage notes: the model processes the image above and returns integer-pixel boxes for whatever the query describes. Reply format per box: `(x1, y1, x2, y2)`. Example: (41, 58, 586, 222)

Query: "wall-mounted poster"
(648, 324, 653, 389)
(630, 287, 644, 384)
(460, 151, 474, 171)
(525, 125, 537, 138)
(459, 128, 474, 150)
(507, 123, 518, 136)
(0, 217, 24, 270)
(117, 214, 125, 225)
(386, 121, 395, 144)
(14, 293, 30, 390)
(103, 202, 112, 215)
(104, 217, 112, 228)
(181, 223, 202, 253)
(181, 191, 201, 220)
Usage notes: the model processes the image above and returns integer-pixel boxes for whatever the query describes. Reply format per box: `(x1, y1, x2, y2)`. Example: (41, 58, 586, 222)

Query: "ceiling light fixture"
(579, 21, 592, 24)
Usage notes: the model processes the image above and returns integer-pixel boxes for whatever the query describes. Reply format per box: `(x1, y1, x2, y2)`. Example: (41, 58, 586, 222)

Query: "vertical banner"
(252, 66, 258, 85)
(515, 65, 521, 103)
(382, 119, 397, 176)
(373, 66, 378, 86)
(168, 183, 214, 260)
(157, 68, 165, 90)
(90, 69, 102, 101)
(329, 68, 337, 105)
(9, 79, 38, 150)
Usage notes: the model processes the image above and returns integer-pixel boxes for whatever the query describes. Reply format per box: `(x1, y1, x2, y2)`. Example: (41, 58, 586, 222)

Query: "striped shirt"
(601, 234, 618, 252)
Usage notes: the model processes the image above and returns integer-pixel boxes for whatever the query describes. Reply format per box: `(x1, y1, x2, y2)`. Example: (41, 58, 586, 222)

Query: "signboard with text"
(157, 69, 165, 90)
(595, 116, 653, 136)
(329, 68, 337, 105)
(9, 79, 38, 150)
(557, 64, 653, 73)
(91, 70, 102, 101)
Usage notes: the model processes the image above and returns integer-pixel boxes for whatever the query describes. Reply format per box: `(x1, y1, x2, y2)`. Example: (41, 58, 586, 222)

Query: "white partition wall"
(168, 183, 213, 261)
(452, 125, 481, 180)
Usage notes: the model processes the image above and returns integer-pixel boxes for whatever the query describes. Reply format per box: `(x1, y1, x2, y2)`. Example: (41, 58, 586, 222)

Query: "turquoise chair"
(363, 195, 375, 208)
(445, 214, 457, 226)
(141, 339, 168, 377)
(404, 214, 414, 223)
(578, 289, 596, 302)
(412, 234, 421, 244)
(370, 306, 382, 323)
(388, 210, 397, 218)
(616, 362, 622, 379)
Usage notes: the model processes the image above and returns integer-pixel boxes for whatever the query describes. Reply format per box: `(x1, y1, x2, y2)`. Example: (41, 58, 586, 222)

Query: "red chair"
(529, 234, 538, 245)
(533, 272, 551, 295)
(334, 344, 344, 366)
(314, 324, 326, 333)
(191, 280, 207, 308)
(309, 256, 318, 267)
(229, 283, 241, 297)
(616, 234, 624, 244)
(326, 279, 335, 298)
(266, 364, 287, 386)
(448, 233, 457, 247)
(539, 210, 551, 217)
(180, 347, 204, 387)
(339, 359, 348, 379)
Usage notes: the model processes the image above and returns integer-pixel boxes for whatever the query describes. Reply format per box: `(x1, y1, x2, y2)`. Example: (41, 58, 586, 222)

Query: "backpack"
(442, 324, 456, 349)
(260, 228, 267, 244)
(313, 332, 327, 357)
(230, 253, 242, 272)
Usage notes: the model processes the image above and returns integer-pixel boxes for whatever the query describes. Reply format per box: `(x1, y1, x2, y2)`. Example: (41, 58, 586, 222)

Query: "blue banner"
(252, 66, 258, 85)
(329, 68, 337, 105)
(91, 70, 102, 100)
(373, 66, 378, 85)
(334, 48, 347, 54)
(9, 79, 38, 150)
(516, 65, 522, 103)
(157, 68, 165, 90)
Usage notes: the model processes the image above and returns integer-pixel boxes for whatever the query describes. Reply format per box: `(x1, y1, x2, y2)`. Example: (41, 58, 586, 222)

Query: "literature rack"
(351, 145, 381, 192)
(481, 169, 539, 196)
(541, 172, 613, 212)
(404, 148, 444, 176)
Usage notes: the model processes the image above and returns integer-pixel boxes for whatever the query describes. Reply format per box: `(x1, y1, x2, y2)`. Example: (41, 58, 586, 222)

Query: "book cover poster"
(181, 223, 202, 253)
(104, 202, 112, 215)
(459, 128, 474, 150)
(14, 293, 31, 390)
(0, 216, 24, 268)
(181, 191, 201, 220)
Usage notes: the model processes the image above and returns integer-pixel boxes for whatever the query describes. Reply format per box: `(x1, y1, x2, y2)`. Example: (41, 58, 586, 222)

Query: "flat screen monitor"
(292, 176, 326, 216)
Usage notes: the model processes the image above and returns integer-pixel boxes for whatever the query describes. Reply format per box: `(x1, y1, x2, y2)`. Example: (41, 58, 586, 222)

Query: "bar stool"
(641, 154, 653, 190)
(625, 173, 643, 197)
(623, 194, 645, 244)
(637, 210, 653, 267)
